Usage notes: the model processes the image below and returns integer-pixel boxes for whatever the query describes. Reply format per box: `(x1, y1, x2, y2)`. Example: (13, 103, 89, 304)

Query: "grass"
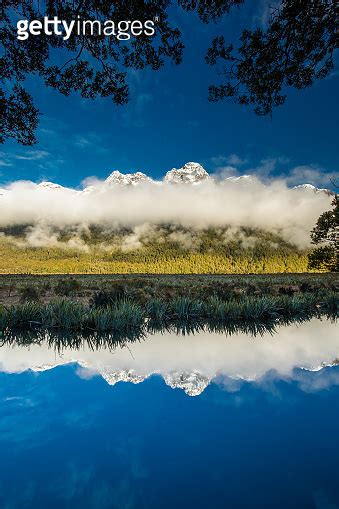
(0, 292, 337, 337)
(0, 273, 337, 308)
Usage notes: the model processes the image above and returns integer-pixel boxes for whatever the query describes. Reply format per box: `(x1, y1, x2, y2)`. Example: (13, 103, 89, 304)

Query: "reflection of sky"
(0, 318, 338, 387)
(0, 318, 338, 508)
(0, 364, 339, 509)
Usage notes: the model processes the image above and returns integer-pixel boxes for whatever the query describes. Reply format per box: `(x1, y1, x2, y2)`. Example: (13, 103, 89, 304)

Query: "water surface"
(0, 318, 338, 508)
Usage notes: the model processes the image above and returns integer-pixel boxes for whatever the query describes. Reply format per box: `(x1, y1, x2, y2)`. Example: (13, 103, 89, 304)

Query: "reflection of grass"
(0, 293, 337, 337)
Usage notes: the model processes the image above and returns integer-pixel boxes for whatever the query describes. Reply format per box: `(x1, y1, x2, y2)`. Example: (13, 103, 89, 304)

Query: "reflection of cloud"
(0, 155, 12, 167)
(291, 366, 339, 393)
(215, 365, 339, 399)
(0, 319, 338, 395)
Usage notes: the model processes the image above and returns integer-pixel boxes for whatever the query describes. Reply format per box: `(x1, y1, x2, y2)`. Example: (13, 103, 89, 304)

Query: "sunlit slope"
(0, 225, 311, 274)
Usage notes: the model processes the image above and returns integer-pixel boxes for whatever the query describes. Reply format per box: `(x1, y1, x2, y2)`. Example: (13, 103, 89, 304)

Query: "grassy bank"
(0, 293, 337, 337)
(0, 273, 337, 307)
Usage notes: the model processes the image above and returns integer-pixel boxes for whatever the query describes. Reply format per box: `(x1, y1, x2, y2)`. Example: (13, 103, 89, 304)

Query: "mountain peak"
(37, 181, 65, 190)
(105, 170, 152, 186)
(224, 175, 257, 184)
(164, 162, 210, 185)
(292, 183, 332, 195)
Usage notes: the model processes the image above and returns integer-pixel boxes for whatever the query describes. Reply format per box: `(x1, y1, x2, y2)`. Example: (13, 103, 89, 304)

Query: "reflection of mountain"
(164, 371, 210, 396)
(0, 319, 337, 396)
(100, 369, 146, 386)
(86, 368, 209, 396)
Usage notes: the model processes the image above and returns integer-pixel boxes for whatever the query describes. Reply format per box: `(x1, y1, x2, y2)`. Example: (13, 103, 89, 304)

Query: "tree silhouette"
(206, 0, 336, 115)
(308, 195, 338, 272)
(0, 0, 337, 145)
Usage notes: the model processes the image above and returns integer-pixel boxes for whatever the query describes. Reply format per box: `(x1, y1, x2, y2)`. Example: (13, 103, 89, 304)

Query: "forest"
(0, 224, 313, 274)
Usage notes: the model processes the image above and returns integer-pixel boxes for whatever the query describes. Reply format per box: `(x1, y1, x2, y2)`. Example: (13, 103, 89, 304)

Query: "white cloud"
(211, 153, 336, 188)
(14, 150, 49, 161)
(0, 174, 333, 248)
(285, 165, 335, 188)
(213, 165, 239, 178)
(74, 134, 100, 148)
(211, 154, 247, 167)
(227, 153, 248, 166)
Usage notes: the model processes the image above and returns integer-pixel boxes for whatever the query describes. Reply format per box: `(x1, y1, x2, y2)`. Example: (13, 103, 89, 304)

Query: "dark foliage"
(1, 0, 337, 144)
(206, 0, 336, 115)
(54, 277, 82, 295)
(19, 284, 40, 301)
(0, 85, 39, 145)
(308, 195, 338, 272)
(90, 285, 128, 308)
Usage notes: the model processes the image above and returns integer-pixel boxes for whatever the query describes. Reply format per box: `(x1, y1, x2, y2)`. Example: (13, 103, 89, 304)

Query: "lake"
(0, 318, 338, 509)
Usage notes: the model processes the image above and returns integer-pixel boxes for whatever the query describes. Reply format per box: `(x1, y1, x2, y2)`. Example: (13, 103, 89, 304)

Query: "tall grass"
(0, 292, 336, 337)
(87, 299, 144, 331)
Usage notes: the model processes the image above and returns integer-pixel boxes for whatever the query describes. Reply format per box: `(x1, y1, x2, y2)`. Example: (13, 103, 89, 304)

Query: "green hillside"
(0, 224, 313, 274)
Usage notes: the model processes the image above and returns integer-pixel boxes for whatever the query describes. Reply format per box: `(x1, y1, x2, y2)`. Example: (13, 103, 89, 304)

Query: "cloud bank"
(0, 175, 332, 248)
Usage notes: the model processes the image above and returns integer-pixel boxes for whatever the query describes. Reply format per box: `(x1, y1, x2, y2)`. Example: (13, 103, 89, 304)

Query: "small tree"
(308, 195, 338, 272)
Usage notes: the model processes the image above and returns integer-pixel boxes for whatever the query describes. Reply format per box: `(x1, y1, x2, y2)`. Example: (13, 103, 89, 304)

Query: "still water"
(0, 318, 338, 509)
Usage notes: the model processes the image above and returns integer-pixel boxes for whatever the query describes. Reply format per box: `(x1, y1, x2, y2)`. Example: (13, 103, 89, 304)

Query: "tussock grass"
(0, 292, 336, 337)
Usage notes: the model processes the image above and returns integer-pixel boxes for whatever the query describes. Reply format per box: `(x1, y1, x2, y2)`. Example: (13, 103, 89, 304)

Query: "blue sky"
(1, 2, 338, 188)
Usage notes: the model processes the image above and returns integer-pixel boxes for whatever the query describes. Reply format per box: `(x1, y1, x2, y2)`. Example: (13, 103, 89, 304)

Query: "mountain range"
(0, 162, 331, 195)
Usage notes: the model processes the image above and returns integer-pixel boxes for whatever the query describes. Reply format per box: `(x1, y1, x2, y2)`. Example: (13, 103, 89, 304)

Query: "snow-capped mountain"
(0, 163, 332, 193)
(105, 170, 153, 186)
(37, 181, 80, 194)
(37, 181, 66, 191)
(82, 170, 154, 194)
(292, 183, 332, 195)
(164, 162, 210, 185)
(225, 175, 258, 184)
